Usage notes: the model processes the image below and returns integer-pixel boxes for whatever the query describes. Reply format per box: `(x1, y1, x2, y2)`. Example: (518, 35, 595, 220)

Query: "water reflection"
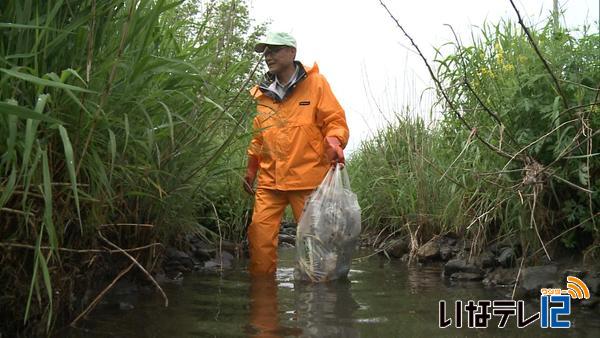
(247, 274, 284, 337)
(294, 279, 360, 337)
(247, 271, 360, 338)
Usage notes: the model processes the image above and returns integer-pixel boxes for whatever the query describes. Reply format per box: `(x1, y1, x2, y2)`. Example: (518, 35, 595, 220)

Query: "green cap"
(254, 32, 296, 52)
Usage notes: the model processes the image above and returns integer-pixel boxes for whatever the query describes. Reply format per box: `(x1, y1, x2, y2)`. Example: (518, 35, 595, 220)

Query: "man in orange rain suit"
(244, 32, 349, 275)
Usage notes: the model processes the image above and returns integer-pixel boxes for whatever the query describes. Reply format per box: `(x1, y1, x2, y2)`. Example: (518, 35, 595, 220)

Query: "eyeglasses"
(263, 45, 287, 55)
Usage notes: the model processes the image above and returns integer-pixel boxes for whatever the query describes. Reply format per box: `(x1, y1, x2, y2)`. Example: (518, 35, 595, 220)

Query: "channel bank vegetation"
(352, 3, 598, 262)
(0, 0, 598, 335)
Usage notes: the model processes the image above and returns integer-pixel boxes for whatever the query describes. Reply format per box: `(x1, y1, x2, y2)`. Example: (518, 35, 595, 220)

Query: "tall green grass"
(350, 18, 598, 257)
(1, 0, 263, 334)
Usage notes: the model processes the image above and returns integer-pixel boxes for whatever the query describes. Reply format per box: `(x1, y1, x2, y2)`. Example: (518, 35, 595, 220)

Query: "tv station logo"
(439, 276, 590, 329)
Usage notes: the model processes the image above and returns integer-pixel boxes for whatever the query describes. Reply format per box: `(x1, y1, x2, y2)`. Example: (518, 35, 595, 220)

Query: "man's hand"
(324, 136, 345, 166)
(243, 156, 259, 195)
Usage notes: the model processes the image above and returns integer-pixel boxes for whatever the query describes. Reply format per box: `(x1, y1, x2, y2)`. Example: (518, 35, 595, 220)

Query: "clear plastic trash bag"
(295, 164, 361, 282)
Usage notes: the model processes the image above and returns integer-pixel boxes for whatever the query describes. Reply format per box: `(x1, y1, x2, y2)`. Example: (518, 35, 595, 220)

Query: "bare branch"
(378, 0, 515, 160)
(445, 24, 521, 149)
(508, 0, 569, 109)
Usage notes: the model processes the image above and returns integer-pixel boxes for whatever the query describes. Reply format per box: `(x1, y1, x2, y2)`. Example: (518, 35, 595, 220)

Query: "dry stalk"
(380, 224, 407, 247)
(372, 223, 394, 248)
(420, 155, 467, 189)
(501, 118, 578, 172)
(209, 202, 224, 272)
(70, 261, 135, 326)
(529, 185, 551, 261)
(406, 223, 421, 265)
(531, 213, 600, 257)
(439, 128, 475, 182)
(98, 223, 155, 228)
(551, 174, 594, 194)
(511, 244, 529, 300)
(98, 231, 168, 307)
(547, 129, 600, 168)
(0, 241, 162, 254)
(1, 207, 34, 217)
(352, 248, 387, 261)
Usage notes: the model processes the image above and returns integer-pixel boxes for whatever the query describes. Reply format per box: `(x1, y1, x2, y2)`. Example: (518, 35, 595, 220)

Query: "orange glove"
(243, 156, 259, 195)
(324, 136, 345, 166)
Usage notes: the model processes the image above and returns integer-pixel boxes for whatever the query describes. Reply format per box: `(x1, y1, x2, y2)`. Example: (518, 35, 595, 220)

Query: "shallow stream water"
(66, 248, 600, 337)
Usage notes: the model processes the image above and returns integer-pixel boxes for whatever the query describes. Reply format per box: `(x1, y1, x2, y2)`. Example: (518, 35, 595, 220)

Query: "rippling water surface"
(67, 249, 600, 337)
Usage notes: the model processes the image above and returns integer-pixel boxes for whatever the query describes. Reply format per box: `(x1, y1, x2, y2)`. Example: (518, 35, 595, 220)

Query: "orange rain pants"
(248, 188, 313, 275)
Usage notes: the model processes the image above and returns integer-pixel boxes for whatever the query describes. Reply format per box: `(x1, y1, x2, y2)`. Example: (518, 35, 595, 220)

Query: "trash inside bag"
(295, 164, 361, 282)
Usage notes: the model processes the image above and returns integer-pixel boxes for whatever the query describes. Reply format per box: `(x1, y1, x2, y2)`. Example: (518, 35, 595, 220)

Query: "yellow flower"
(503, 64, 515, 72)
(479, 67, 495, 78)
(494, 41, 503, 52)
(518, 55, 528, 64)
(496, 53, 504, 65)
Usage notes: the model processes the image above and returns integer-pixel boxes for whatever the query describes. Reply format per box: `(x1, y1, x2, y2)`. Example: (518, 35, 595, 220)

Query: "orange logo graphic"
(563, 276, 590, 300)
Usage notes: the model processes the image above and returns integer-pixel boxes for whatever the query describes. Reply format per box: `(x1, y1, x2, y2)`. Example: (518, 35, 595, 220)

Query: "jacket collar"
(251, 61, 318, 101)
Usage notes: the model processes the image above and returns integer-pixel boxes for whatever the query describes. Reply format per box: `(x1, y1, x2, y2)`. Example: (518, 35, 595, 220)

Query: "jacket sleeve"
(247, 116, 263, 160)
(316, 75, 349, 148)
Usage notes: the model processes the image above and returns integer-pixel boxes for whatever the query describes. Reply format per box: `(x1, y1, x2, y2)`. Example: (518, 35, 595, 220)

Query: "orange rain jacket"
(248, 62, 349, 190)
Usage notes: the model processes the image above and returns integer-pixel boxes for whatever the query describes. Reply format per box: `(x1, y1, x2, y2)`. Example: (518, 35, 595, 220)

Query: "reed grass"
(0, 0, 264, 334)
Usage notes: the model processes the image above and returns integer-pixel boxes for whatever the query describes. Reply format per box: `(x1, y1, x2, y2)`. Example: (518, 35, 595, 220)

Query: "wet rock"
(165, 247, 194, 269)
(483, 267, 517, 286)
(439, 245, 454, 261)
(519, 265, 559, 297)
(450, 272, 483, 281)
(489, 239, 518, 256)
(220, 240, 239, 254)
(580, 298, 599, 309)
(165, 261, 190, 273)
(184, 233, 201, 245)
(439, 235, 459, 261)
(281, 227, 296, 236)
(497, 247, 516, 268)
(188, 240, 216, 261)
(387, 239, 410, 258)
(203, 260, 220, 270)
(560, 269, 586, 282)
(203, 260, 220, 269)
(478, 251, 497, 269)
(203, 251, 235, 270)
(192, 247, 215, 261)
(216, 251, 234, 268)
(281, 220, 297, 229)
(444, 259, 483, 277)
(582, 276, 600, 296)
(119, 301, 135, 310)
(417, 237, 440, 261)
(279, 233, 296, 245)
(155, 272, 183, 284)
(442, 235, 458, 247)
